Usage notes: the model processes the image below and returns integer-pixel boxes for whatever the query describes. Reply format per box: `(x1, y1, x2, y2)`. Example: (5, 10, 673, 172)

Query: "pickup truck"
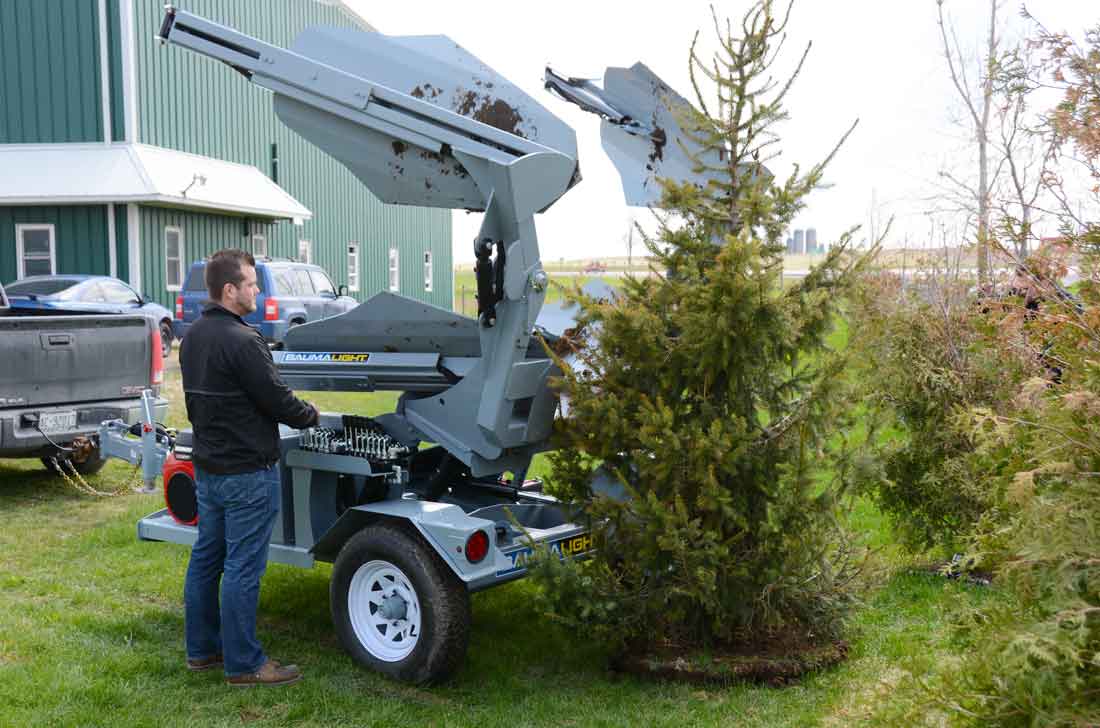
(0, 280, 169, 474)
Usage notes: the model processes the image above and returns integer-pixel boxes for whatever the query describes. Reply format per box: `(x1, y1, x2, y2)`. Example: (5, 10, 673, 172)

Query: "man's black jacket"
(180, 303, 318, 474)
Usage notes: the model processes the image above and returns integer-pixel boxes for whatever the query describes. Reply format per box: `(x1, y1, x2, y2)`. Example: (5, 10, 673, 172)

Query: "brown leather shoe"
(226, 659, 302, 687)
(186, 654, 224, 672)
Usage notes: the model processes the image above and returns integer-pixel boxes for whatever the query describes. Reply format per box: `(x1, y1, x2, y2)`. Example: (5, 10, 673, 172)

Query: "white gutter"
(108, 203, 117, 277)
(97, 0, 113, 144)
(127, 203, 141, 292)
(100, 0, 117, 277)
(120, 0, 139, 288)
(0, 194, 309, 220)
(119, 0, 138, 143)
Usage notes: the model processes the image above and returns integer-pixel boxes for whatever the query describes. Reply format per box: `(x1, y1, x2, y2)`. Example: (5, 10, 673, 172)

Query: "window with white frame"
(165, 226, 184, 291)
(15, 224, 56, 278)
(252, 234, 268, 258)
(423, 251, 433, 292)
(298, 239, 312, 264)
(347, 242, 360, 292)
(388, 248, 400, 292)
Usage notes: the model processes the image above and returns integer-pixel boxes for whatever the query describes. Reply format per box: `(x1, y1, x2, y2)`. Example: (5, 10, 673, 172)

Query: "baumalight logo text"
(283, 352, 369, 363)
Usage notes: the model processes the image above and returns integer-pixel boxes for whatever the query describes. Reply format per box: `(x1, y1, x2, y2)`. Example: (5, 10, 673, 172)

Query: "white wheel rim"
(348, 559, 422, 662)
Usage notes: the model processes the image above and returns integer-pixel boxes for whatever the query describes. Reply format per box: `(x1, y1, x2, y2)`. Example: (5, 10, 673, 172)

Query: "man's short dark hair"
(206, 249, 256, 300)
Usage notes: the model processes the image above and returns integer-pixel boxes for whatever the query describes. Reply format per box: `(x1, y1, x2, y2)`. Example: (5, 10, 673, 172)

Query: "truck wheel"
(41, 447, 107, 476)
(331, 523, 470, 684)
(159, 321, 173, 358)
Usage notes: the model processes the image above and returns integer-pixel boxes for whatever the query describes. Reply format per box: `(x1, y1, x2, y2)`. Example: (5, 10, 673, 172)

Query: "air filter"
(163, 453, 198, 526)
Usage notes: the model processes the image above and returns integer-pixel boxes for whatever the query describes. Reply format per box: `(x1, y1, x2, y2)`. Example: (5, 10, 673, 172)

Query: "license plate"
(39, 411, 77, 434)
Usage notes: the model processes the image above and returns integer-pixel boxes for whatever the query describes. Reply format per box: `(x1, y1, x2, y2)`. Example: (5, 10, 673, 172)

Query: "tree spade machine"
(137, 6, 713, 684)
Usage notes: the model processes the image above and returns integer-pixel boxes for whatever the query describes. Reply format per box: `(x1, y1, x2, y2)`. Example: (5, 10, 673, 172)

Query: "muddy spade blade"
(546, 63, 725, 207)
(272, 26, 579, 211)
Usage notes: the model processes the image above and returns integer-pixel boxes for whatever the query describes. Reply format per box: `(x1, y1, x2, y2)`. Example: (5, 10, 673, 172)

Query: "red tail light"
(264, 297, 279, 321)
(150, 324, 164, 386)
(174, 295, 183, 320)
(464, 530, 490, 563)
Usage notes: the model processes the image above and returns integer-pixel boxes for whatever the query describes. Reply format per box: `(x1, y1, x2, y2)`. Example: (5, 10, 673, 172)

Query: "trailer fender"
(310, 501, 498, 583)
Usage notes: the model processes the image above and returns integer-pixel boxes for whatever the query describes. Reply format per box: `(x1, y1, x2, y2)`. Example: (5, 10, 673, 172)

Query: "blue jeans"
(184, 464, 280, 676)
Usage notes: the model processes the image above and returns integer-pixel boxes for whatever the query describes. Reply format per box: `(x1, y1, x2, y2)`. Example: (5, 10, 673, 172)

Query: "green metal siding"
(389, 215, 454, 304)
(131, 0, 452, 309)
(0, 1, 105, 143)
(138, 206, 277, 307)
(0, 206, 111, 283)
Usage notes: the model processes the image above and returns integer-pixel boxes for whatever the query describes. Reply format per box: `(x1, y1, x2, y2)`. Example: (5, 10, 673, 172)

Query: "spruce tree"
(532, 0, 870, 650)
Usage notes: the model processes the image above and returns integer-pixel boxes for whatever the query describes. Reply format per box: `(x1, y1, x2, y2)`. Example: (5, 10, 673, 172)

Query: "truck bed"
(0, 314, 155, 408)
(0, 311, 166, 459)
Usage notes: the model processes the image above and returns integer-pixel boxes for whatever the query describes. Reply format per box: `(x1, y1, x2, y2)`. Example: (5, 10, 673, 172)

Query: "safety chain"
(126, 458, 147, 493)
(47, 455, 136, 498)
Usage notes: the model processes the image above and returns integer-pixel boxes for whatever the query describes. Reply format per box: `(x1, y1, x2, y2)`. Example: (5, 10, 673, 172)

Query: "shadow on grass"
(0, 460, 90, 510)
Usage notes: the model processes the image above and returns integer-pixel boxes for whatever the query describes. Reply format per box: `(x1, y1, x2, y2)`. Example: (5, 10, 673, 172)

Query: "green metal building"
(0, 0, 452, 309)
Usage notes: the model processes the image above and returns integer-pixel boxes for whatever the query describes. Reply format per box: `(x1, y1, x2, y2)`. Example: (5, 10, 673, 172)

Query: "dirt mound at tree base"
(611, 637, 849, 687)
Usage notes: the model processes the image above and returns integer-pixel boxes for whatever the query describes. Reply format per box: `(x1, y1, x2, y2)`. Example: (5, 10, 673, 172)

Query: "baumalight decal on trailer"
(283, 352, 370, 363)
(498, 533, 594, 577)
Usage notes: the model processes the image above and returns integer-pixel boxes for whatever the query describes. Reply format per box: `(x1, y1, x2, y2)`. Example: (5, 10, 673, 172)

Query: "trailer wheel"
(331, 523, 470, 684)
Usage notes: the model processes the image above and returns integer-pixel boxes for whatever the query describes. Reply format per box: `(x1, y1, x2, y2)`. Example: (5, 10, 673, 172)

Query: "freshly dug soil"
(611, 634, 849, 687)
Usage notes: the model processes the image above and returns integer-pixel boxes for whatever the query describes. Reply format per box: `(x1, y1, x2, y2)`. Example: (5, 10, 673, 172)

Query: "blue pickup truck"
(173, 259, 358, 344)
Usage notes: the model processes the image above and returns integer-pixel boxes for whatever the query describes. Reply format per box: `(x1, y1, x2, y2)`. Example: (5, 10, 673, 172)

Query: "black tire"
(159, 321, 173, 358)
(41, 446, 107, 476)
(330, 523, 470, 684)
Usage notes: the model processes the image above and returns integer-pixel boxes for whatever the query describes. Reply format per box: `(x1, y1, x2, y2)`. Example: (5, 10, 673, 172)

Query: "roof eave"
(0, 194, 312, 221)
(147, 195, 314, 221)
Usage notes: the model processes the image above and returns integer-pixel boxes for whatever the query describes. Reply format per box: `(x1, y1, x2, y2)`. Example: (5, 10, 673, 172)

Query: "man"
(179, 249, 319, 687)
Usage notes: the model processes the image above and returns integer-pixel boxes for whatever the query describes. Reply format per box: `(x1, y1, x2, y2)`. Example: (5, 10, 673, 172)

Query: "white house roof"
(0, 143, 312, 221)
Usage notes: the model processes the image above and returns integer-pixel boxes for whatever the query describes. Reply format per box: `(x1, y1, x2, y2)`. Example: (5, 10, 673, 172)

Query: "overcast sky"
(344, 1, 1098, 262)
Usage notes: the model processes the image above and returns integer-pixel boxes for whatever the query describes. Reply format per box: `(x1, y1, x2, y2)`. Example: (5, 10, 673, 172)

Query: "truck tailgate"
(0, 315, 153, 408)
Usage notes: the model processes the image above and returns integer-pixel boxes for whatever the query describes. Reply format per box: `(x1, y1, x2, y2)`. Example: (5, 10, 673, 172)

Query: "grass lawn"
(0, 319, 999, 727)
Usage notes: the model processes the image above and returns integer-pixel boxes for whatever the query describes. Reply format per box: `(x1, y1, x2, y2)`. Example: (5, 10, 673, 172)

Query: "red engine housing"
(162, 452, 198, 525)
